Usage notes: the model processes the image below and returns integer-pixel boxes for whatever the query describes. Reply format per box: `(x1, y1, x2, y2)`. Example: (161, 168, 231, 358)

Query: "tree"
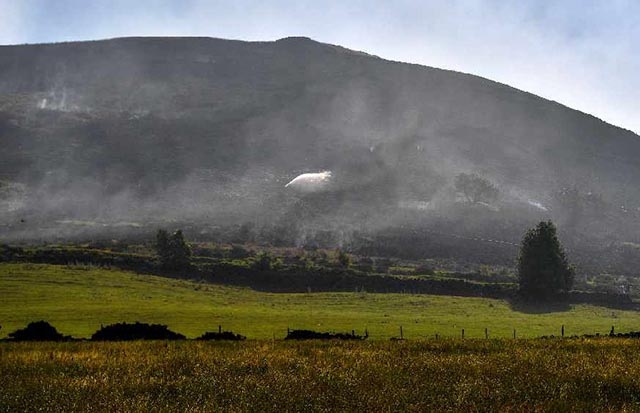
(156, 229, 170, 258)
(155, 229, 192, 269)
(517, 221, 574, 300)
(454, 173, 499, 204)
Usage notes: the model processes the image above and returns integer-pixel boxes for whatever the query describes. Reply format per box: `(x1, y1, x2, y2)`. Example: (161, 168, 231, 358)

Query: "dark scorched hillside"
(1, 36, 639, 273)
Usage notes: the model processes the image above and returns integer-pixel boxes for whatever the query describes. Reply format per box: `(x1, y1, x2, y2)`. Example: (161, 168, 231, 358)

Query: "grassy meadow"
(3, 339, 640, 412)
(1, 263, 638, 339)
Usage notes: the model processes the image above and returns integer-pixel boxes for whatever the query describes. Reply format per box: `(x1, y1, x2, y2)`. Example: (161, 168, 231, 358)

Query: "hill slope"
(1, 37, 639, 269)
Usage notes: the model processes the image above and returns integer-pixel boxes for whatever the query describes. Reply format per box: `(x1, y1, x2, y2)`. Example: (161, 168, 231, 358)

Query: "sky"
(1, 0, 638, 134)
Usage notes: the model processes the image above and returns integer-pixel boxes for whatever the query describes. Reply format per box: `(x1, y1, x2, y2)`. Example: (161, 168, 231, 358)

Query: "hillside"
(1, 37, 640, 271)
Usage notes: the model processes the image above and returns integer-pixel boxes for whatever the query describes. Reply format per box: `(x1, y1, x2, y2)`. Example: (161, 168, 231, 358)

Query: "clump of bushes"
(285, 329, 367, 340)
(336, 249, 352, 268)
(7, 321, 73, 341)
(91, 322, 186, 341)
(610, 331, 640, 338)
(414, 264, 435, 276)
(356, 256, 374, 272)
(251, 251, 282, 271)
(3, 321, 254, 341)
(229, 244, 251, 259)
(197, 329, 246, 341)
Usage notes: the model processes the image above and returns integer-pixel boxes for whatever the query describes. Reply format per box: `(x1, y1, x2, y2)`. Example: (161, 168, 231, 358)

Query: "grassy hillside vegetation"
(4, 339, 640, 412)
(1, 263, 638, 339)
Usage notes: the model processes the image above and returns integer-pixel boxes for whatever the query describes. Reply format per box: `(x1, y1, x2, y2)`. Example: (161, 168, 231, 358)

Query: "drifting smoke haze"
(0, 32, 638, 275)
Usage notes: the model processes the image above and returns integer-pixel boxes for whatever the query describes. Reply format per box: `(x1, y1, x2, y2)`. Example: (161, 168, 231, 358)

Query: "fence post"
(513, 329, 516, 339)
(218, 325, 222, 334)
(462, 329, 465, 339)
(561, 325, 565, 338)
(400, 326, 404, 340)
(485, 328, 488, 339)
(610, 325, 615, 336)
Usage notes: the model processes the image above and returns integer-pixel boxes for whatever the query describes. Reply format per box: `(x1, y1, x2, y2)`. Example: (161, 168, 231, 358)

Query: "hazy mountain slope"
(1, 36, 639, 269)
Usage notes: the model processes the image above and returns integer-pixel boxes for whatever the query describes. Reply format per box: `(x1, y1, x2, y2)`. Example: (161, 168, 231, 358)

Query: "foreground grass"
(2, 339, 640, 412)
(1, 263, 639, 339)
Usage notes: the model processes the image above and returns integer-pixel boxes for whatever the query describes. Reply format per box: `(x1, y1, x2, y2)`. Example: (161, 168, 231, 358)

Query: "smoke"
(38, 89, 75, 111)
(527, 200, 548, 212)
(1, 32, 639, 281)
(285, 171, 332, 193)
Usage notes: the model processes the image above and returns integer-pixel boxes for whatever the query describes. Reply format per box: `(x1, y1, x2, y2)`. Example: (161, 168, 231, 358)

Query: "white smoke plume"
(285, 171, 332, 193)
(527, 199, 548, 212)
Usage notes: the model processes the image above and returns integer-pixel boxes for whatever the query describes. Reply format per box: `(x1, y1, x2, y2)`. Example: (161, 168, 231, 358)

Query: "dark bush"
(0, 244, 23, 262)
(91, 322, 185, 341)
(192, 245, 223, 258)
(285, 329, 367, 340)
(251, 251, 282, 271)
(612, 331, 640, 338)
(8, 321, 72, 341)
(197, 330, 246, 341)
(414, 264, 435, 276)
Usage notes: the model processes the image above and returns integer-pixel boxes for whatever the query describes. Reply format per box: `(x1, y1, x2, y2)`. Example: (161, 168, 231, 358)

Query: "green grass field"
(1, 263, 638, 339)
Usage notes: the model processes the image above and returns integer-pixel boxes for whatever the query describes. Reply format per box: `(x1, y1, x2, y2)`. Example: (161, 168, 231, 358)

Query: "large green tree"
(517, 221, 574, 300)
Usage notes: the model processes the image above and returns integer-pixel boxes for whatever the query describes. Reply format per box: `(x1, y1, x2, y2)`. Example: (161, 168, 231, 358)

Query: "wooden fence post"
(561, 325, 565, 338)
(462, 329, 465, 339)
(485, 328, 488, 339)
